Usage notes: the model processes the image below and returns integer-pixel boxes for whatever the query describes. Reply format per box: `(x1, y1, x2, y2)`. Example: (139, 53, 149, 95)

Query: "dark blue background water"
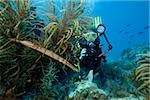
(36, 0, 149, 61)
(92, 0, 149, 61)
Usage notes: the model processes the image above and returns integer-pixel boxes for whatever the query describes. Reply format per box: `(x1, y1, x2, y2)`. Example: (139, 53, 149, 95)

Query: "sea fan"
(132, 54, 150, 97)
(41, 0, 92, 51)
(0, 0, 36, 39)
(0, 0, 78, 71)
(0, 0, 82, 99)
(0, 0, 46, 98)
(39, 0, 92, 72)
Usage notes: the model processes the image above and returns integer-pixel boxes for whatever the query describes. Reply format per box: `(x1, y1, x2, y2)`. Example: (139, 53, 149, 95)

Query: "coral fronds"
(132, 54, 150, 97)
(10, 38, 79, 72)
(42, 0, 91, 52)
(0, 0, 39, 40)
(39, 0, 91, 71)
(0, 0, 90, 98)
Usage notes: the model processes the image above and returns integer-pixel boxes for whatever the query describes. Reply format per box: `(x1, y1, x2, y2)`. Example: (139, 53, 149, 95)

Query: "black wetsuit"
(79, 36, 106, 75)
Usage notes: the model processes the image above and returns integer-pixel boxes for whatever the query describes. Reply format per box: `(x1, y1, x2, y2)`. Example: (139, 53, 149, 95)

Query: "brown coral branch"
(10, 38, 80, 72)
(132, 53, 150, 97)
(56, 35, 65, 45)
(0, 1, 8, 15)
(27, 55, 42, 73)
(64, 28, 73, 42)
(138, 80, 150, 90)
(55, 36, 65, 53)
(10, 65, 20, 78)
(60, 43, 68, 55)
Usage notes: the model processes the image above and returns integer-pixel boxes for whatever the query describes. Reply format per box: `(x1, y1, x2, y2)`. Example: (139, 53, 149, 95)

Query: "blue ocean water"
(92, 0, 149, 61)
(35, 0, 149, 61)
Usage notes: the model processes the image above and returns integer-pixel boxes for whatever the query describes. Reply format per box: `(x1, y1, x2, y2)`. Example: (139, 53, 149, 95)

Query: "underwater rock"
(68, 80, 108, 100)
(67, 70, 108, 100)
(109, 95, 144, 100)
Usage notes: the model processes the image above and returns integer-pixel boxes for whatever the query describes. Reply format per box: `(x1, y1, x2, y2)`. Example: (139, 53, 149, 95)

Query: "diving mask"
(83, 31, 97, 42)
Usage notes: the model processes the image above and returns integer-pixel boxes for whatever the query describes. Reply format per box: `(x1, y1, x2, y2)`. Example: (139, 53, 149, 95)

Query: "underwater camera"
(97, 24, 106, 35)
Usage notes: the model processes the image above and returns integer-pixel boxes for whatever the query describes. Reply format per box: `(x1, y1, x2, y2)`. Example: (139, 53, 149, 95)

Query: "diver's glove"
(79, 48, 87, 60)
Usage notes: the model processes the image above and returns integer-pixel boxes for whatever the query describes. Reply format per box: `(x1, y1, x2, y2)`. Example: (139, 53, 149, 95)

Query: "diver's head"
(83, 31, 98, 42)
(83, 24, 106, 42)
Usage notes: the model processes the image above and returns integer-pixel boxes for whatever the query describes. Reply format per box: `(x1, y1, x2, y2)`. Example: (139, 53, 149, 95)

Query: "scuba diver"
(79, 16, 112, 77)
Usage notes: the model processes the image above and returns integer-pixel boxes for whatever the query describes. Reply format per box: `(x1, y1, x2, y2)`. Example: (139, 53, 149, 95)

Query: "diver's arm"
(79, 48, 87, 60)
(79, 38, 88, 60)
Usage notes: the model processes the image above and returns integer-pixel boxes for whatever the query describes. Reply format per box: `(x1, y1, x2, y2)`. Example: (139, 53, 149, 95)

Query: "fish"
(126, 24, 131, 27)
(130, 34, 134, 37)
(119, 30, 123, 33)
(138, 32, 144, 34)
(124, 31, 129, 34)
(144, 26, 149, 29)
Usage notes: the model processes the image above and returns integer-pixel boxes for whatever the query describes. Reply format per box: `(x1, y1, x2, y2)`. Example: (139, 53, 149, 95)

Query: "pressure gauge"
(97, 24, 106, 34)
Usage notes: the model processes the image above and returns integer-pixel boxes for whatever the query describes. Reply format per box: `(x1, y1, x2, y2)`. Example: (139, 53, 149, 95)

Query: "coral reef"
(120, 44, 149, 65)
(35, 64, 59, 100)
(130, 53, 150, 99)
(94, 44, 149, 99)
(1, 0, 148, 100)
(10, 38, 79, 72)
(0, 0, 91, 99)
(67, 70, 108, 100)
(67, 85, 107, 100)
(41, 0, 92, 70)
(0, 0, 41, 98)
(105, 79, 130, 98)
(96, 62, 131, 98)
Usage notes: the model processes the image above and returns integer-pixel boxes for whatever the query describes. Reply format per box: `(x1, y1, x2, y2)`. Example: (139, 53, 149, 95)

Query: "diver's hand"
(79, 48, 87, 60)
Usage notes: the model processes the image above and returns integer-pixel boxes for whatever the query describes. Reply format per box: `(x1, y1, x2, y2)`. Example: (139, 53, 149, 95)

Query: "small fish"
(125, 31, 129, 34)
(119, 30, 123, 33)
(138, 32, 144, 34)
(126, 24, 131, 27)
(130, 34, 134, 37)
(144, 26, 149, 29)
